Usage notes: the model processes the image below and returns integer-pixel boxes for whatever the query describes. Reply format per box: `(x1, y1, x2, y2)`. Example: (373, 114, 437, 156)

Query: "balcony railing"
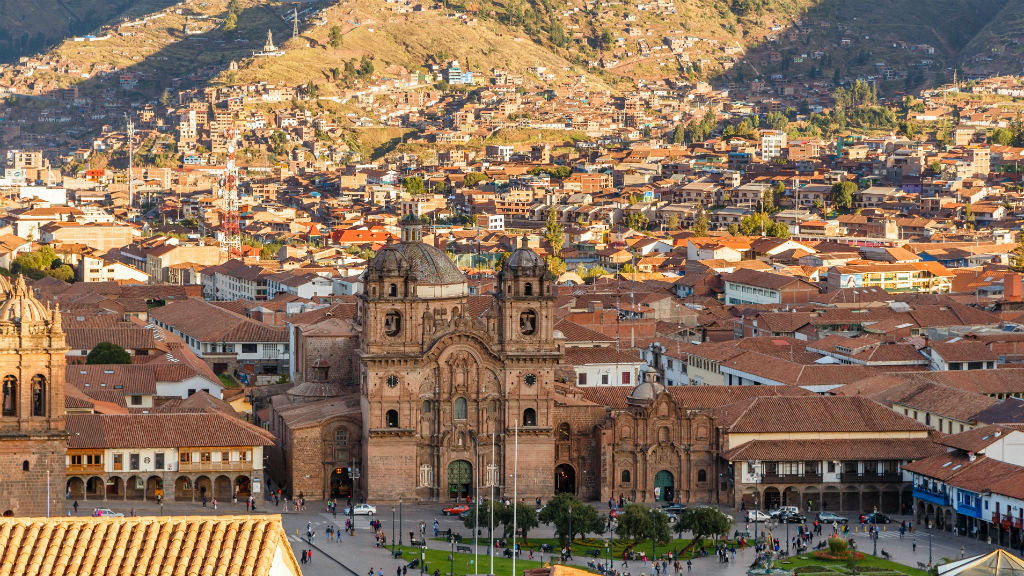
(66, 464, 104, 474)
(840, 472, 904, 483)
(992, 514, 1023, 529)
(177, 461, 255, 473)
(761, 473, 823, 484)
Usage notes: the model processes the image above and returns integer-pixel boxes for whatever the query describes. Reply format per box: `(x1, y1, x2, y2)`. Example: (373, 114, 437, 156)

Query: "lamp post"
(752, 460, 761, 547)
(392, 505, 397, 555)
(650, 509, 658, 562)
(872, 506, 878, 558)
(607, 517, 615, 571)
(450, 534, 456, 576)
(420, 545, 426, 576)
(400, 497, 404, 546)
(929, 531, 933, 567)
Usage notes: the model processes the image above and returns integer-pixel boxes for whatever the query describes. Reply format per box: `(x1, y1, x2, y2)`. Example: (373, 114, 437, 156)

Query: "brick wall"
(0, 437, 66, 516)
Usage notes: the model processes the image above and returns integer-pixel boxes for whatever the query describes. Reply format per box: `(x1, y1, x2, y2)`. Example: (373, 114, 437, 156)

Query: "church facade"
(269, 220, 730, 505)
(0, 275, 69, 517)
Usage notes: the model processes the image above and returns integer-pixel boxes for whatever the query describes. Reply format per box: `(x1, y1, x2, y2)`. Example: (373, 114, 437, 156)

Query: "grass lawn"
(429, 536, 719, 559)
(778, 552, 928, 576)
(394, 545, 571, 576)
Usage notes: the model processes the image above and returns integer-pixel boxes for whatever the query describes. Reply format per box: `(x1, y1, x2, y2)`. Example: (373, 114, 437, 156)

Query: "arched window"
(454, 397, 467, 419)
(522, 408, 537, 427)
(31, 375, 45, 417)
(524, 282, 533, 296)
(1, 375, 15, 417)
(422, 400, 432, 413)
(621, 470, 631, 483)
(22, 461, 29, 472)
(697, 469, 707, 483)
(384, 311, 402, 336)
(659, 426, 670, 443)
(389, 283, 397, 297)
(335, 428, 348, 447)
(558, 423, 571, 441)
(385, 410, 399, 428)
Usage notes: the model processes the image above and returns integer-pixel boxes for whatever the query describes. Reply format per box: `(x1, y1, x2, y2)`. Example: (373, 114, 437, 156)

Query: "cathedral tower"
(0, 275, 68, 517)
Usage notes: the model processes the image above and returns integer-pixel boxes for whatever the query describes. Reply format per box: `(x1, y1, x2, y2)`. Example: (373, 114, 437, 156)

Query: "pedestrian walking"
(912, 538, 917, 552)
(961, 545, 966, 559)
(686, 560, 692, 573)
(73, 501, 78, 513)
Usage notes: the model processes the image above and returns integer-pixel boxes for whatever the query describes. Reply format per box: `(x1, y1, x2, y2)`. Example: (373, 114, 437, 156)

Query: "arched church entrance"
(331, 467, 353, 499)
(654, 470, 675, 502)
(555, 464, 576, 494)
(447, 460, 472, 499)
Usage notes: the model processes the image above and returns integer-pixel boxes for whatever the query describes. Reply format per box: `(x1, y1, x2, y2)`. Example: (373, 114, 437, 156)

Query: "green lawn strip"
(428, 536, 735, 558)
(780, 552, 928, 576)
(393, 545, 582, 576)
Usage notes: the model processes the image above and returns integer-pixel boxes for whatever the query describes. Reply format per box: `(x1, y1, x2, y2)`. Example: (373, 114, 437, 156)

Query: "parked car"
(768, 506, 800, 518)
(817, 512, 848, 525)
(691, 505, 734, 522)
(777, 510, 806, 524)
(443, 504, 470, 516)
(662, 503, 687, 515)
(860, 513, 891, 524)
(344, 504, 377, 515)
(746, 510, 771, 523)
(93, 508, 124, 517)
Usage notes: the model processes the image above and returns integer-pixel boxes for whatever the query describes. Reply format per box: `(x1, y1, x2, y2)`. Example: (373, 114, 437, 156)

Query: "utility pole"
(292, 7, 299, 39)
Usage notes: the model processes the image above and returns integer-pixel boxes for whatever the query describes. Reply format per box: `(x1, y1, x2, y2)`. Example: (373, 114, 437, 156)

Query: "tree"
(223, 11, 238, 32)
(829, 181, 856, 211)
(992, 128, 1013, 146)
(87, 342, 132, 364)
(666, 214, 680, 231)
(538, 493, 605, 546)
(543, 206, 564, 257)
(464, 172, 488, 187)
(621, 262, 637, 275)
(494, 251, 511, 272)
(582, 266, 609, 283)
(328, 25, 344, 48)
(690, 205, 709, 237)
(671, 124, 686, 144)
(964, 202, 976, 230)
(615, 503, 671, 547)
(403, 176, 425, 195)
(626, 212, 649, 232)
(599, 29, 614, 50)
(545, 255, 567, 278)
(1011, 233, 1024, 272)
(673, 506, 732, 547)
(494, 502, 539, 540)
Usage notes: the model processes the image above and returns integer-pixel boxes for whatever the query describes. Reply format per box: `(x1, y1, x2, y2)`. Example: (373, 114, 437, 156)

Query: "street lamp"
(751, 460, 761, 547)
(400, 497, 404, 546)
(872, 506, 878, 558)
(929, 531, 933, 567)
(392, 505, 397, 555)
(420, 544, 427, 576)
(449, 534, 456, 576)
(650, 509, 658, 561)
(607, 517, 615, 571)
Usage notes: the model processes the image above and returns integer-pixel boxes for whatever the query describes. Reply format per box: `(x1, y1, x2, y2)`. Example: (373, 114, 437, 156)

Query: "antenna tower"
(292, 7, 299, 39)
(126, 115, 135, 212)
(220, 129, 241, 253)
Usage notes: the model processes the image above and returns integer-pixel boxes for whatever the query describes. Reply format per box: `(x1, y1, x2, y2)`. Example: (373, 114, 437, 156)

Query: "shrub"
(827, 537, 848, 556)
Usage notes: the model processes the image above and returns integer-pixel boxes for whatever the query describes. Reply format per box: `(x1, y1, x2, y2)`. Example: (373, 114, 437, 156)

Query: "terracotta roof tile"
(66, 413, 274, 449)
(723, 437, 945, 462)
(0, 515, 300, 576)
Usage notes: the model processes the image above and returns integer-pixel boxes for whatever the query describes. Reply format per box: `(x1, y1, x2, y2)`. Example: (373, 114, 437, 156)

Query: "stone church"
(0, 275, 69, 517)
(268, 219, 774, 504)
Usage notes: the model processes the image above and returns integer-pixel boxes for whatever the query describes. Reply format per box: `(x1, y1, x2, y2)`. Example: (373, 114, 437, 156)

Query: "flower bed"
(812, 550, 866, 561)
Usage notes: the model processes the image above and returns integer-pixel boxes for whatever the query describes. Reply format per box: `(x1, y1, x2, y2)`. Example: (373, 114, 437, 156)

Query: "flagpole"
(512, 419, 519, 576)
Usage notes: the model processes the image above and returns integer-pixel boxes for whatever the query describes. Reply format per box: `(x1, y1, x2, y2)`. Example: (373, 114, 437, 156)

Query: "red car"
(443, 504, 470, 516)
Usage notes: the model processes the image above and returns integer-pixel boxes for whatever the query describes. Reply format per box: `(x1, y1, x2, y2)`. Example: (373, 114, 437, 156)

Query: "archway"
(107, 477, 124, 499)
(804, 487, 821, 513)
(146, 476, 164, 500)
(900, 486, 913, 515)
(841, 488, 860, 512)
(195, 476, 212, 502)
(86, 476, 105, 499)
(214, 475, 232, 500)
(447, 460, 472, 499)
(66, 477, 85, 500)
(822, 486, 841, 512)
(763, 487, 781, 510)
(943, 508, 953, 531)
(881, 487, 900, 514)
(654, 470, 674, 502)
(175, 476, 194, 501)
(125, 475, 145, 500)
(554, 464, 576, 494)
(782, 486, 799, 507)
(862, 487, 881, 513)
(330, 467, 353, 499)
(741, 487, 759, 510)
(235, 476, 251, 499)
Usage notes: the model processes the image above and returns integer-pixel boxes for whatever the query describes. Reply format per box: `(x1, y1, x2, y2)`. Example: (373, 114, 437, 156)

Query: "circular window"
(386, 375, 399, 388)
(384, 311, 401, 336)
(524, 373, 537, 387)
(519, 310, 537, 335)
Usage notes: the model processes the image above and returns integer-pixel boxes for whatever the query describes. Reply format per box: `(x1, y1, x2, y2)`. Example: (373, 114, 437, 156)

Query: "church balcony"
(177, 461, 255, 473)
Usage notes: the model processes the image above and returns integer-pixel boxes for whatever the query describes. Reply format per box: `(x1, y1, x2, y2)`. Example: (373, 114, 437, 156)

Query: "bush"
(827, 537, 847, 556)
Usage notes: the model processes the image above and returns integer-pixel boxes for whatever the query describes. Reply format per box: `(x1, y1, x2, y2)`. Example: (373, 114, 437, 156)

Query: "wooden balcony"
(761, 473, 823, 484)
(176, 461, 255, 473)
(66, 464, 104, 475)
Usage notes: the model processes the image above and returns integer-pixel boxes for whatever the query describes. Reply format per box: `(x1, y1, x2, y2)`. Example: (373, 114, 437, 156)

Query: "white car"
(344, 504, 377, 515)
(93, 508, 124, 517)
(746, 510, 771, 522)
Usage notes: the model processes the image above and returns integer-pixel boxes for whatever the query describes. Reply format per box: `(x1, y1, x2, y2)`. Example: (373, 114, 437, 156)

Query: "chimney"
(588, 300, 603, 313)
(1005, 273, 1023, 303)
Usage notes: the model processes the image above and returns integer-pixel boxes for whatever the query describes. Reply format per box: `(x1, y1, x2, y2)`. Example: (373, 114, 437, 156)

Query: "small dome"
(627, 368, 665, 406)
(501, 247, 548, 279)
(0, 275, 51, 326)
(367, 244, 409, 278)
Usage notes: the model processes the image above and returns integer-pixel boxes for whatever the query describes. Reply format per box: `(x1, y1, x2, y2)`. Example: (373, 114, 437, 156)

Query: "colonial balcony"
(761, 472, 823, 484)
(176, 461, 255, 473)
(840, 472, 904, 483)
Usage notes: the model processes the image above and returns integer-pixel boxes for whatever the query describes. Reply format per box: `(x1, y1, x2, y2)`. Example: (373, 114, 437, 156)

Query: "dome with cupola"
(504, 248, 547, 278)
(364, 217, 467, 298)
(0, 275, 56, 327)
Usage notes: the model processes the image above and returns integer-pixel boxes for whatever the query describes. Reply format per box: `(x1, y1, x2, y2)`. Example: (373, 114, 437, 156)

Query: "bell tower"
(0, 275, 68, 517)
(497, 248, 556, 354)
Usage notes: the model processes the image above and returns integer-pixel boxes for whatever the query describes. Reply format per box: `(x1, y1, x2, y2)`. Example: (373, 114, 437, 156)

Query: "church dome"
(505, 248, 546, 277)
(365, 219, 465, 287)
(627, 367, 665, 406)
(0, 275, 52, 326)
(287, 358, 346, 399)
(367, 243, 409, 278)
